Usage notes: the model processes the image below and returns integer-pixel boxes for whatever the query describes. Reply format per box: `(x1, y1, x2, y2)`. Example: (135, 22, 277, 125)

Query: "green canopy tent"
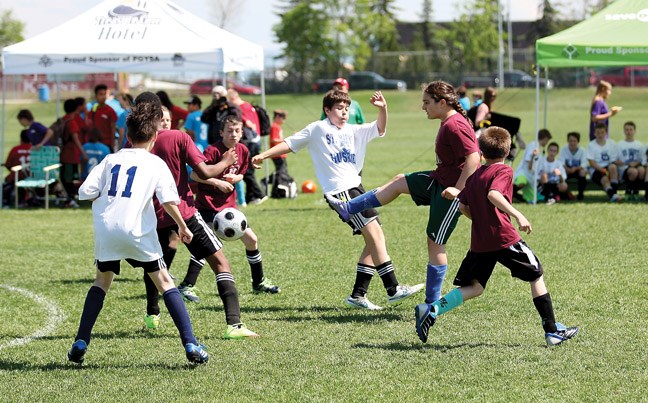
(531, 0, 648, 203)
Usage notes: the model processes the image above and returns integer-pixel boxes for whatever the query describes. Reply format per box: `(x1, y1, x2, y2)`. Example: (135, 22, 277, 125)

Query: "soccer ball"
(213, 208, 247, 241)
(301, 179, 317, 193)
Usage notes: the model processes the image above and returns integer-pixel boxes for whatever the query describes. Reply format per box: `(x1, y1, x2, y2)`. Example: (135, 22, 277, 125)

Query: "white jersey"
(284, 119, 382, 194)
(79, 148, 180, 262)
(559, 145, 587, 170)
(514, 140, 542, 182)
(586, 139, 618, 173)
(616, 139, 645, 178)
(538, 157, 566, 184)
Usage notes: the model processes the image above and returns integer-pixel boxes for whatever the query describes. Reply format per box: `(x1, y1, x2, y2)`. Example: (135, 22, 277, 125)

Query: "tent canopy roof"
(2, 0, 264, 74)
(536, 0, 648, 68)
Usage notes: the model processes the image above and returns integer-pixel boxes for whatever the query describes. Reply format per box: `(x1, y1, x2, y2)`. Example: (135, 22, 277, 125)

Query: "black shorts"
(181, 212, 223, 260)
(326, 185, 379, 235)
(591, 169, 607, 185)
(96, 258, 166, 275)
(453, 240, 544, 289)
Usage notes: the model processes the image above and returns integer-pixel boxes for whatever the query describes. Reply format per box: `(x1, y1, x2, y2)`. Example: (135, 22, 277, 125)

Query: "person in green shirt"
(320, 77, 365, 124)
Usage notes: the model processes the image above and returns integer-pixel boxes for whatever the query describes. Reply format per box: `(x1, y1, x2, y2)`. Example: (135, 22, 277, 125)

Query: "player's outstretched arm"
(251, 142, 292, 169)
(488, 189, 532, 234)
(370, 91, 387, 135)
(162, 202, 193, 243)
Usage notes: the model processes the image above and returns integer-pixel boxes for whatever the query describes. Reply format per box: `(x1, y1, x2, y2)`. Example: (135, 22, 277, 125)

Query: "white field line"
(0, 284, 65, 351)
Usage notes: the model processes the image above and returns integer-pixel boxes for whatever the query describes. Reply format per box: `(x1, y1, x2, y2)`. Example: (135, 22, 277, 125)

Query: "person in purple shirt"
(17, 109, 53, 148)
(590, 80, 622, 141)
(415, 126, 579, 347)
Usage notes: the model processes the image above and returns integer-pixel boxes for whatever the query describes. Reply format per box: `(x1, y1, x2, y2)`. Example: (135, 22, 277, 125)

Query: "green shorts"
(405, 171, 461, 245)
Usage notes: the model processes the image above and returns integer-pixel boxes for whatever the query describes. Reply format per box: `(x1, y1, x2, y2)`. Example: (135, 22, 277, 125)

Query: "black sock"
(376, 260, 398, 296)
(577, 176, 586, 197)
(351, 263, 374, 298)
(216, 272, 241, 325)
(246, 249, 264, 286)
(144, 274, 160, 316)
(533, 293, 557, 333)
(181, 256, 205, 287)
(75, 286, 106, 344)
(162, 288, 197, 346)
(606, 187, 615, 198)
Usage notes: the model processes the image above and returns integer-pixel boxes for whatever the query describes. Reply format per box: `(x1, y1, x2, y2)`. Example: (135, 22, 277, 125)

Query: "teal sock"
(431, 288, 464, 316)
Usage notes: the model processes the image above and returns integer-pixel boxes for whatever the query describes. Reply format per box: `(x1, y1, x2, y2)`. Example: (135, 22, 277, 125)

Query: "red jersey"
(171, 105, 189, 130)
(60, 114, 82, 164)
(4, 143, 31, 182)
(89, 103, 118, 148)
(74, 114, 89, 143)
(269, 122, 286, 159)
(429, 113, 479, 188)
(239, 102, 260, 134)
(195, 142, 249, 212)
(151, 129, 207, 228)
(458, 163, 520, 253)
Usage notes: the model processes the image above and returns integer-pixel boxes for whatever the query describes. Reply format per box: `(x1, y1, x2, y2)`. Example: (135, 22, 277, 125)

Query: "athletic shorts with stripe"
(405, 171, 461, 245)
(158, 212, 224, 260)
(453, 240, 544, 289)
(326, 185, 380, 235)
(96, 258, 166, 275)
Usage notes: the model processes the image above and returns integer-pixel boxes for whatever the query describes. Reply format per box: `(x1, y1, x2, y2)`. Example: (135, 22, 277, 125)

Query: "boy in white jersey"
(539, 142, 568, 203)
(560, 132, 588, 201)
(587, 122, 622, 202)
(513, 129, 552, 203)
(615, 121, 645, 200)
(251, 90, 422, 310)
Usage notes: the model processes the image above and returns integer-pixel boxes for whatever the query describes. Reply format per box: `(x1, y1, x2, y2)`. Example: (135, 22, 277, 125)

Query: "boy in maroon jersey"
(415, 126, 579, 347)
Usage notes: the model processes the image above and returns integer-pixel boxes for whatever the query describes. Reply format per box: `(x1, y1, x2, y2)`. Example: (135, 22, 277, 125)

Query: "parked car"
(591, 67, 648, 87)
(493, 70, 554, 89)
(189, 78, 262, 95)
(314, 71, 407, 93)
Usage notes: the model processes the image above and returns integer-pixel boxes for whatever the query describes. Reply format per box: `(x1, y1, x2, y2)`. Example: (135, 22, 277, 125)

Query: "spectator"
(587, 122, 622, 202)
(513, 129, 552, 203)
(269, 109, 288, 177)
(59, 99, 88, 208)
(589, 80, 621, 141)
(82, 127, 111, 180)
(156, 90, 188, 130)
(17, 109, 53, 148)
(616, 121, 645, 200)
(201, 85, 241, 144)
(538, 142, 568, 204)
(183, 95, 209, 152)
(456, 85, 471, 111)
(115, 93, 134, 151)
(227, 89, 267, 205)
(473, 86, 496, 132)
(559, 132, 588, 201)
(320, 77, 365, 124)
(88, 84, 118, 152)
(74, 97, 89, 143)
(472, 90, 483, 107)
(2, 130, 31, 206)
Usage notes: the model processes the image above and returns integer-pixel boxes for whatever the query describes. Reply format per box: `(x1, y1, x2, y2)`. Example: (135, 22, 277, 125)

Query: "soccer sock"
(605, 187, 615, 198)
(347, 188, 381, 215)
(246, 249, 264, 286)
(216, 272, 241, 325)
(351, 263, 374, 298)
(577, 176, 586, 197)
(162, 288, 198, 346)
(431, 288, 464, 316)
(143, 274, 160, 316)
(376, 260, 398, 296)
(75, 286, 106, 344)
(162, 247, 177, 272)
(235, 181, 246, 205)
(533, 293, 557, 333)
(611, 180, 619, 193)
(425, 263, 448, 303)
(181, 256, 205, 287)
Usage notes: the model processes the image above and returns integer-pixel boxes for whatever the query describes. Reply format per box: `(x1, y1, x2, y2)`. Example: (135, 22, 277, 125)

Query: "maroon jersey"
(89, 103, 117, 148)
(195, 142, 249, 212)
(60, 114, 82, 164)
(429, 113, 479, 188)
(458, 163, 520, 253)
(151, 129, 207, 228)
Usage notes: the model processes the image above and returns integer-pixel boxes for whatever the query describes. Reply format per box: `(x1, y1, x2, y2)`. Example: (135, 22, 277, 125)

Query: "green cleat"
(223, 323, 259, 339)
(144, 314, 160, 330)
(178, 285, 201, 303)
(252, 277, 281, 294)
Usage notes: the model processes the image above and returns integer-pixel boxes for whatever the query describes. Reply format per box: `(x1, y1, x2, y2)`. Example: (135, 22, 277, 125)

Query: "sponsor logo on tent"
(172, 53, 185, 67)
(562, 44, 579, 60)
(39, 55, 53, 68)
(95, 1, 160, 41)
(605, 8, 648, 22)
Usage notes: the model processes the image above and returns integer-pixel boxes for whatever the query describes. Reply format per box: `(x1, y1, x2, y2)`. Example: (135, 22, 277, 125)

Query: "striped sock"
(376, 260, 398, 296)
(246, 249, 264, 286)
(352, 263, 374, 298)
(216, 272, 241, 325)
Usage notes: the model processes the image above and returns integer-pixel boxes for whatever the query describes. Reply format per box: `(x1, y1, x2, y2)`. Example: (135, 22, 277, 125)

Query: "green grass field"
(1, 88, 647, 401)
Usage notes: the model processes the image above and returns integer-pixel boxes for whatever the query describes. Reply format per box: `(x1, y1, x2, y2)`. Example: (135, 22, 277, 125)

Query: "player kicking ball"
(415, 127, 578, 347)
(252, 90, 423, 310)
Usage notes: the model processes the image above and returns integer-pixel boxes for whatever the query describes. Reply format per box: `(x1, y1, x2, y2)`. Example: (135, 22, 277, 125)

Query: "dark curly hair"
(126, 92, 162, 144)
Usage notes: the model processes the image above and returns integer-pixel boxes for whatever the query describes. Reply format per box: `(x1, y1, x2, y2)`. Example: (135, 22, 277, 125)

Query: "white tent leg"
(261, 72, 269, 195)
(533, 63, 540, 205)
(1, 74, 6, 209)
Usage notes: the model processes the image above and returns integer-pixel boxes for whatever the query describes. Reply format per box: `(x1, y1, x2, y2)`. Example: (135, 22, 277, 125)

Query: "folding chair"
(12, 146, 62, 209)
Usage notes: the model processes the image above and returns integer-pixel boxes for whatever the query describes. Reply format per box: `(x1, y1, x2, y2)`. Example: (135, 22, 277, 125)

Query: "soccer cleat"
(345, 295, 382, 310)
(610, 194, 623, 203)
(185, 343, 209, 364)
(252, 277, 281, 294)
(388, 283, 424, 305)
(178, 285, 200, 303)
(223, 323, 259, 340)
(415, 303, 437, 343)
(67, 339, 87, 364)
(325, 194, 350, 222)
(144, 314, 160, 330)
(545, 325, 579, 347)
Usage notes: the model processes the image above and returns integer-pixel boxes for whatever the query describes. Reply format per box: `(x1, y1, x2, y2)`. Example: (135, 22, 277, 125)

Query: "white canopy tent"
(1, 0, 266, 206)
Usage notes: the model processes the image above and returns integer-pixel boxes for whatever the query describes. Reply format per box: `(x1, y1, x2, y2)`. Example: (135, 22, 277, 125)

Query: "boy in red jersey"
(415, 126, 579, 347)
(88, 84, 118, 151)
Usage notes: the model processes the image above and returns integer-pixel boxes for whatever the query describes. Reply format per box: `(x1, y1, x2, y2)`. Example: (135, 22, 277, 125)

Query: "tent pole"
(1, 73, 6, 208)
(260, 72, 269, 195)
(543, 67, 548, 128)
(533, 62, 540, 205)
